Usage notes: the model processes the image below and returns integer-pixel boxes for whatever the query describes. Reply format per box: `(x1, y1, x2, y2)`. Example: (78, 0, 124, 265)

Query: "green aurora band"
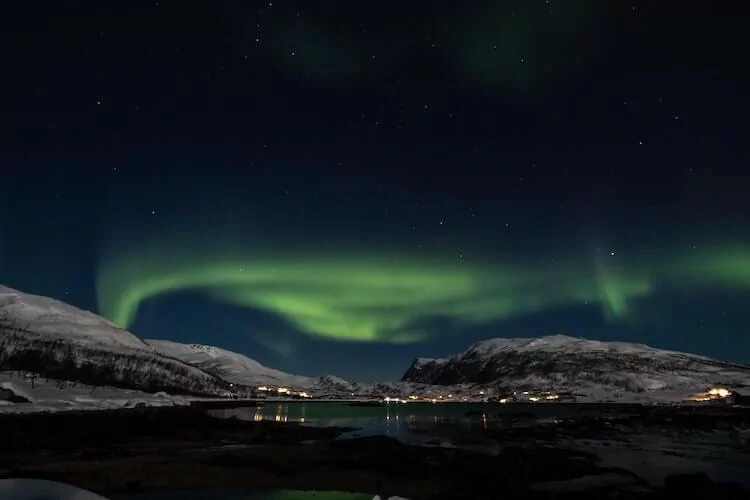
(97, 239, 750, 343)
(97, 238, 675, 343)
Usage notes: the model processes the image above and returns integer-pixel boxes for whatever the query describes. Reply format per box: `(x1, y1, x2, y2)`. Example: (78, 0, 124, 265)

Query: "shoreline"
(1, 404, 749, 499)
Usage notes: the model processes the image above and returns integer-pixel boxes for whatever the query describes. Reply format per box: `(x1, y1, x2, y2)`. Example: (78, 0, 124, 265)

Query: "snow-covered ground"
(0, 479, 410, 500)
(0, 372, 190, 413)
(0, 479, 109, 500)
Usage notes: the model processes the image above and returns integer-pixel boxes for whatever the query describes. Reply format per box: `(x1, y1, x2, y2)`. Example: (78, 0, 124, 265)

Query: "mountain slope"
(146, 340, 316, 388)
(402, 334, 750, 398)
(0, 285, 229, 396)
(0, 285, 148, 351)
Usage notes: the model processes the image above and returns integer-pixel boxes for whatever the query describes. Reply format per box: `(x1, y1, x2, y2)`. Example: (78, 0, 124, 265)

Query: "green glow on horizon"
(97, 238, 658, 343)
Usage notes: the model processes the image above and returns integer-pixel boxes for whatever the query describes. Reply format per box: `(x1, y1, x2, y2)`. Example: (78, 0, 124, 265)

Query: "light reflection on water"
(207, 402, 750, 487)
(207, 401, 581, 444)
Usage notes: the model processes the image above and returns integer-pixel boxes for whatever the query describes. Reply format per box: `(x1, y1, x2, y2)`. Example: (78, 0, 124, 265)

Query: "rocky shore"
(1, 405, 749, 499)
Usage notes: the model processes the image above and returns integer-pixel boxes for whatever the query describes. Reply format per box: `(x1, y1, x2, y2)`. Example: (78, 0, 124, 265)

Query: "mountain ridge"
(4, 283, 749, 403)
(145, 339, 317, 389)
(402, 334, 750, 398)
(0, 285, 230, 396)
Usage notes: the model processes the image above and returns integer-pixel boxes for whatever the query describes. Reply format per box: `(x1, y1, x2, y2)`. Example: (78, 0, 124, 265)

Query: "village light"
(708, 387, 731, 398)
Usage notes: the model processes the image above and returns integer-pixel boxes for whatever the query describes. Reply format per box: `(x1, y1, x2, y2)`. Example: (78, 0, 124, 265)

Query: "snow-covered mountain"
(0, 285, 229, 396)
(0, 285, 148, 351)
(146, 340, 316, 389)
(402, 334, 750, 399)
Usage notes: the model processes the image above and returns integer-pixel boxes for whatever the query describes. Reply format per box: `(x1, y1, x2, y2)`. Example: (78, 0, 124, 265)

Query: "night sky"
(1, 1, 748, 381)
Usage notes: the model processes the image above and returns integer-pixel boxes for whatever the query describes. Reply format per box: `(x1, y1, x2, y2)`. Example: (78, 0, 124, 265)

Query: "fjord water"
(207, 401, 750, 488)
(207, 401, 613, 443)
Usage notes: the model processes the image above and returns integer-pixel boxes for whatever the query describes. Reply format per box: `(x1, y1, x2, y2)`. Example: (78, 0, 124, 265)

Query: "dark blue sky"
(1, 1, 748, 380)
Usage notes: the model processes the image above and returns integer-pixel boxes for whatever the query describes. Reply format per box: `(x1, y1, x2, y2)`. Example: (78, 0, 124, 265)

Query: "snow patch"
(0, 478, 109, 500)
(0, 372, 190, 413)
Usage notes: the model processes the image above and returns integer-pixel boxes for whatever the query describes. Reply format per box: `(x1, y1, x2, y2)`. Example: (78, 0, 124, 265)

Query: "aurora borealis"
(97, 243, 653, 344)
(95, 232, 750, 347)
(2, 1, 748, 379)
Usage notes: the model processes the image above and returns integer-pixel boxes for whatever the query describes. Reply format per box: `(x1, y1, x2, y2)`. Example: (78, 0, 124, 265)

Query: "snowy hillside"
(0, 285, 148, 351)
(402, 334, 750, 400)
(146, 340, 316, 389)
(0, 285, 229, 396)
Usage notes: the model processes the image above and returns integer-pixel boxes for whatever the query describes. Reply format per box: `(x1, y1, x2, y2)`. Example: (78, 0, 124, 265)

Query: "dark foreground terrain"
(1, 405, 749, 499)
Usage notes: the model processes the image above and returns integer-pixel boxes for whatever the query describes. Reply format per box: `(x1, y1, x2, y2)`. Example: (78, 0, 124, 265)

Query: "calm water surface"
(208, 401, 616, 443)
(207, 402, 750, 487)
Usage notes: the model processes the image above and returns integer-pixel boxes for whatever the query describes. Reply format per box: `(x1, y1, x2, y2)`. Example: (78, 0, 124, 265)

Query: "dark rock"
(664, 472, 715, 495)
(731, 391, 749, 406)
(0, 386, 31, 403)
(662, 472, 750, 500)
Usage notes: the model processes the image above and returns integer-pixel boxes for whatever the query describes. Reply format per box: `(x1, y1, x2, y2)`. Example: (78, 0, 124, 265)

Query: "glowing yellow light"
(708, 387, 731, 398)
(529, 396, 540, 402)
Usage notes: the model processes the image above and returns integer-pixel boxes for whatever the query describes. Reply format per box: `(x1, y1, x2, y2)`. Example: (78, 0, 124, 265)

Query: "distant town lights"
(708, 387, 730, 398)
